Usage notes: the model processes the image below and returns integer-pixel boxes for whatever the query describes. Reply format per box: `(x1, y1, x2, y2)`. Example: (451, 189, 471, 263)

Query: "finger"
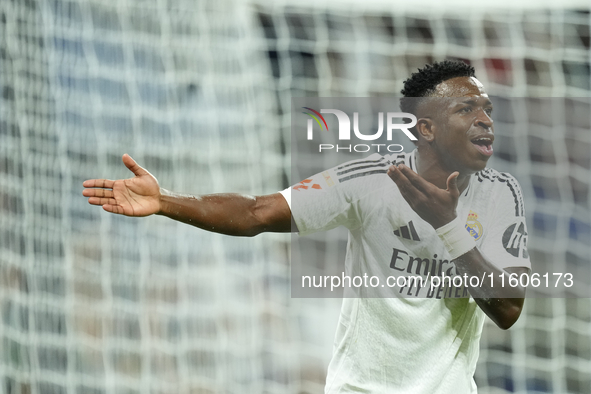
(122, 154, 148, 177)
(82, 188, 114, 198)
(387, 165, 424, 200)
(446, 171, 460, 198)
(102, 204, 125, 215)
(82, 179, 115, 188)
(88, 197, 118, 206)
(397, 164, 435, 193)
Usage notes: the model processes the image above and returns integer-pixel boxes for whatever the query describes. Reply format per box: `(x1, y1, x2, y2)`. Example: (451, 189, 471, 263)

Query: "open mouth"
(471, 136, 493, 156)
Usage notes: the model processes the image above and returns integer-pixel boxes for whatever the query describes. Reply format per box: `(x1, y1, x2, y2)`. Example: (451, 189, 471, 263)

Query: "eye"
(459, 106, 472, 113)
(485, 107, 493, 116)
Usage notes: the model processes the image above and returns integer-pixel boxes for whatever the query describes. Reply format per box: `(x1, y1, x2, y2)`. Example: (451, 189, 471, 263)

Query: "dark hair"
(400, 60, 476, 140)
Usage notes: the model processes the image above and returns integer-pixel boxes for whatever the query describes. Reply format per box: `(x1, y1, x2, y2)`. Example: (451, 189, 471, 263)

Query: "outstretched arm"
(83, 154, 293, 236)
(157, 190, 292, 236)
(388, 164, 527, 330)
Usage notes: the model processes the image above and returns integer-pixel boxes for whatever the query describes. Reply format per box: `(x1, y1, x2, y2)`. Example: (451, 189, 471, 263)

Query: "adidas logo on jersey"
(393, 221, 421, 241)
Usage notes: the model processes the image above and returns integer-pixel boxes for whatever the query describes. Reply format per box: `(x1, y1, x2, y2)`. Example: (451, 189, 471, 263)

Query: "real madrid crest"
(465, 210, 483, 241)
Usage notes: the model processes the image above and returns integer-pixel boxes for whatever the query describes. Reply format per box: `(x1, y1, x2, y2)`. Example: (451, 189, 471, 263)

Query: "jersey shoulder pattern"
(334, 156, 390, 184)
(475, 167, 525, 217)
(332, 151, 416, 185)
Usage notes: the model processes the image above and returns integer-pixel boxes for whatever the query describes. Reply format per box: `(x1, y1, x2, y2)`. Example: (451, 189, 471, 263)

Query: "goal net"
(1, 0, 590, 393)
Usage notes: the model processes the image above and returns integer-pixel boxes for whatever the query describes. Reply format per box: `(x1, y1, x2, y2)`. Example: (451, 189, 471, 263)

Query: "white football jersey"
(281, 150, 531, 394)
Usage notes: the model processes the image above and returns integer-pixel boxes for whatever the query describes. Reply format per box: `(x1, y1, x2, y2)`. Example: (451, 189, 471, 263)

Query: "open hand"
(82, 154, 161, 216)
(387, 164, 459, 229)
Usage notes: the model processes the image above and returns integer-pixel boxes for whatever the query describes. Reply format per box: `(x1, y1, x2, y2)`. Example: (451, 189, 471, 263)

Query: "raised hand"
(387, 164, 460, 229)
(82, 154, 161, 217)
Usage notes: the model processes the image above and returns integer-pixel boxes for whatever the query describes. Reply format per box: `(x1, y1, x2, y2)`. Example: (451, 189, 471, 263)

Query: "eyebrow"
(460, 98, 493, 106)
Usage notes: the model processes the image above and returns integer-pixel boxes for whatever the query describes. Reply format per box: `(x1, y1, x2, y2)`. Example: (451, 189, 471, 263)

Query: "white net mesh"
(0, 1, 303, 393)
(1, 0, 591, 393)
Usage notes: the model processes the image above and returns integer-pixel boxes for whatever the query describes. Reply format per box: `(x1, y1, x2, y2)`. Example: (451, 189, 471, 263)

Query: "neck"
(415, 148, 471, 193)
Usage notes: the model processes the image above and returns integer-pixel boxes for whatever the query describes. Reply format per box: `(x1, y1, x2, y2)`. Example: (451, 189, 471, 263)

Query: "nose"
(476, 109, 493, 131)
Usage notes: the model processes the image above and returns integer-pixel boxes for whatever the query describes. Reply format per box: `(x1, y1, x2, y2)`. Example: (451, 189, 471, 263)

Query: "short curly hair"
(400, 60, 476, 140)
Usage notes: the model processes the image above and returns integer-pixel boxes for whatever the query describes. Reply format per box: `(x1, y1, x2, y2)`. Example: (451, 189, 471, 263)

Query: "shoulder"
(474, 168, 525, 217)
(329, 153, 390, 185)
(294, 151, 414, 202)
(327, 152, 417, 201)
(330, 151, 415, 184)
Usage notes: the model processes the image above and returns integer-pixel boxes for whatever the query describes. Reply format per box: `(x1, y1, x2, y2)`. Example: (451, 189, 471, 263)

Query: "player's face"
(430, 76, 494, 174)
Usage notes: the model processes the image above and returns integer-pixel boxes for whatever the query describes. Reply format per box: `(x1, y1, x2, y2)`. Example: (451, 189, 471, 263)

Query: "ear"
(416, 118, 435, 142)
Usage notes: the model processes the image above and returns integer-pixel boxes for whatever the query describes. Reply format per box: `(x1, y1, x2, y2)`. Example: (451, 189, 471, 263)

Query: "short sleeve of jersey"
(281, 153, 390, 236)
(479, 173, 531, 270)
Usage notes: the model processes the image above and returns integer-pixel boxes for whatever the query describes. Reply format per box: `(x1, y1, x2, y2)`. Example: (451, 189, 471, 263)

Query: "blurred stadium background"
(1, 0, 591, 393)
